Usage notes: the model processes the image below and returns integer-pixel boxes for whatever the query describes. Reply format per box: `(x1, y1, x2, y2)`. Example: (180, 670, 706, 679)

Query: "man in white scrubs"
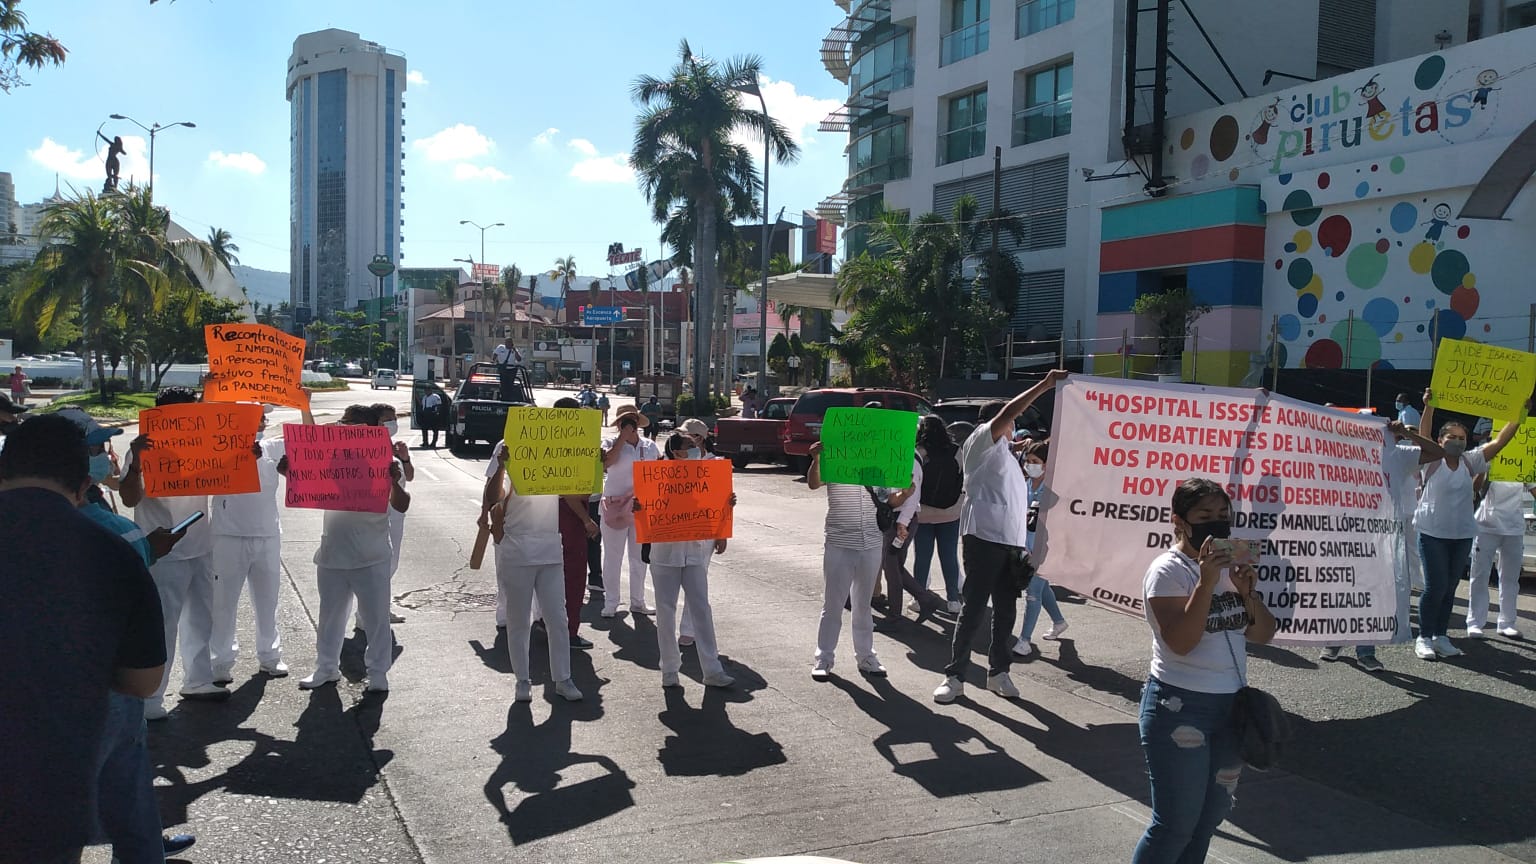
(598, 405, 659, 617)
(120, 387, 226, 719)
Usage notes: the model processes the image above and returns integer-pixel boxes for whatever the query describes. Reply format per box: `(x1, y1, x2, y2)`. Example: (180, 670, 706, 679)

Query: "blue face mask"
(687, 448, 702, 460)
(89, 452, 113, 484)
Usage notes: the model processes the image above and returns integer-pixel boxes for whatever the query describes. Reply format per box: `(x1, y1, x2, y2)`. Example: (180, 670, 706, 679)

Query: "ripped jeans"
(1132, 678, 1242, 864)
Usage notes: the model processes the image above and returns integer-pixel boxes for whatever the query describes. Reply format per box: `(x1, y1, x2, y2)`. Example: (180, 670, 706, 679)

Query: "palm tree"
(483, 267, 515, 349)
(206, 227, 240, 271)
(550, 255, 578, 324)
(631, 40, 799, 402)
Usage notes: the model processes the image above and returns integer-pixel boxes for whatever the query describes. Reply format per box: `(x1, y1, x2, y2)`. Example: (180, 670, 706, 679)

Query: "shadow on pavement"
(656, 662, 786, 778)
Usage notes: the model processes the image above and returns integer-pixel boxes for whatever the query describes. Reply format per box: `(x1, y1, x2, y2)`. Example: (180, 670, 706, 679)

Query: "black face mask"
(1185, 518, 1231, 549)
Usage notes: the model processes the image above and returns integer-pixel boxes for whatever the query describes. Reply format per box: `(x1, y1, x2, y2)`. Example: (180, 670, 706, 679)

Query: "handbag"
(1223, 631, 1292, 771)
(865, 487, 896, 532)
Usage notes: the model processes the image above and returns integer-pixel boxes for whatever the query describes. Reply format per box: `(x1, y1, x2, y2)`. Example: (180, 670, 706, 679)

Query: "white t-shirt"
(1475, 480, 1534, 536)
(492, 343, 514, 365)
(1381, 441, 1422, 520)
(212, 438, 286, 538)
(896, 457, 922, 527)
(958, 423, 1031, 548)
(486, 443, 562, 566)
(314, 509, 391, 569)
(601, 435, 659, 497)
(1144, 549, 1247, 694)
(1414, 450, 1490, 540)
(122, 448, 211, 561)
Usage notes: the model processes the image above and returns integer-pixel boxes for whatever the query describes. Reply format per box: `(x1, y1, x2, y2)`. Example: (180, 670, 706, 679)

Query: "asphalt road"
(85, 382, 1536, 864)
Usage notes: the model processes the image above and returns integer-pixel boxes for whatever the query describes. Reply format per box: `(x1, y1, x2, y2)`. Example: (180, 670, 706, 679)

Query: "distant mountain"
(231, 265, 289, 308)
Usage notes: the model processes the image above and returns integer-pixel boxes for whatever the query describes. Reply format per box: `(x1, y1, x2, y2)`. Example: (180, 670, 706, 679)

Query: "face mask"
(687, 448, 702, 460)
(89, 453, 113, 484)
(254, 426, 266, 440)
(383, 420, 399, 436)
(1442, 438, 1466, 457)
(1185, 517, 1231, 549)
(1394, 402, 1404, 412)
(1024, 463, 1045, 479)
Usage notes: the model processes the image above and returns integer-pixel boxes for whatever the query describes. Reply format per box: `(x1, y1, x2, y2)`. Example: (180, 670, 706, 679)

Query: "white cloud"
(27, 135, 151, 185)
(407, 69, 428, 87)
(532, 127, 560, 147)
(732, 75, 844, 149)
(206, 150, 267, 175)
(454, 163, 510, 182)
(568, 138, 598, 157)
(413, 123, 493, 162)
(570, 153, 634, 184)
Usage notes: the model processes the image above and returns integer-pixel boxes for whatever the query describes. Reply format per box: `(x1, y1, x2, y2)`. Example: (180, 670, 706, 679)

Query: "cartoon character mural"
(1472, 69, 1499, 108)
(1422, 203, 1454, 242)
(1358, 74, 1388, 118)
(1252, 98, 1281, 146)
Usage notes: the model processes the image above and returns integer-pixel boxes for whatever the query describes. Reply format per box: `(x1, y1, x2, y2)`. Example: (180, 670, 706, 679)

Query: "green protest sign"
(817, 407, 919, 487)
(1429, 338, 1536, 422)
(1489, 418, 1536, 484)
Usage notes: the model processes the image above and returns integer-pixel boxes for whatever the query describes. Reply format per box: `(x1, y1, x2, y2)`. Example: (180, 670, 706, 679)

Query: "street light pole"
(459, 219, 504, 358)
(109, 114, 195, 198)
(367, 254, 395, 373)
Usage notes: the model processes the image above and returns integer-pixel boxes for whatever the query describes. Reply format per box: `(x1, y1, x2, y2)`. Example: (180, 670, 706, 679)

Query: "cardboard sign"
(1429, 338, 1536, 422)
(137, 402, 263, 497)
(817, 407, 919, 487)
(1489, 418, 1536, 484)
(282, 424, 394, 513)
(502, 407, 603, 495)
(633, 459, 733, 544)
(203, 323, 310, 410)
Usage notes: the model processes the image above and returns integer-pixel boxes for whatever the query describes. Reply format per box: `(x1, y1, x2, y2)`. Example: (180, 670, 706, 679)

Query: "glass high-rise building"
(287, 28, 406, 324)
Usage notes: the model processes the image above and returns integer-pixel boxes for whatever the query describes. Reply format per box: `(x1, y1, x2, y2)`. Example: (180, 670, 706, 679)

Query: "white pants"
(210, 535, 283, 671)
(495, 554, 571, 683)
(816, 545, 882, 667)
(1468, 531, 1523, 629)
(315, 561, 393, 682)
(389, 508, 406, 577)
(150, 555, 217, 704)
(1404, 521, 1424, 591)
(600, 520, 648, 612)
(652, 563, 723, 678)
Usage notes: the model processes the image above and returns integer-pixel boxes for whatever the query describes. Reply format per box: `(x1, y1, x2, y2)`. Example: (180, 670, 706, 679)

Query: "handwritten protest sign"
(817, 407, 919, 487)
(282, 424, 394, 513)
(1038, 377, 1407, 646)
(137, 402, 263, 497)
(633, 459, 733, 543)
(502, 407, 602, 495)
(1429, 338, 1536, 422)
(1489, 418, 1536, 483)
(203, 323, 310, 410)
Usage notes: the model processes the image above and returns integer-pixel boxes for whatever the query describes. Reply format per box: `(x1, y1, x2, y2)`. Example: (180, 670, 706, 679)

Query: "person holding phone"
(1013, 439, 1069, 658)
(1132, 478, 1276, 864)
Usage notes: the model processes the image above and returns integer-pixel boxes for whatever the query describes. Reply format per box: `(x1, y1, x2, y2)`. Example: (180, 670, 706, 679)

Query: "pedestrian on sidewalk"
(9, 364, 28, 407)
(1133, 477, 1276, 864)
(482, 438, 583, 703)
(598, 391, 611, 425)
(934, 370, 1065, 704)
(913, 416, 964, 615)
(120, 387, 227, 718)
(1012, 439, 1069, 658)
(806, 439, 889, 681)
(599, 406, 659, 617)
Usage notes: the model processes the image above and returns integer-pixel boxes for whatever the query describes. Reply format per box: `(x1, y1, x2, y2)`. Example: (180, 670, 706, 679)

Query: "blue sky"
(4, 0, 849, 283)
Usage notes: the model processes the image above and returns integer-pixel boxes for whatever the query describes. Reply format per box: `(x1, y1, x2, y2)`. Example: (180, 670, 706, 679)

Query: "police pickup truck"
(447, 362, 536, 452)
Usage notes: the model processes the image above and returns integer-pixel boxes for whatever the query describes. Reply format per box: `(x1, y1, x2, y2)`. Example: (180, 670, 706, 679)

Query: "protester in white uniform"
(1467, 402, 1535, 639)
(598, 405, 659, 617)
(378, 403, 412, 625)
(120, 386, 226, 719)
(806, 439, 893, 681)
(482, 439, 583, 703)
(299, 405, 409, 692)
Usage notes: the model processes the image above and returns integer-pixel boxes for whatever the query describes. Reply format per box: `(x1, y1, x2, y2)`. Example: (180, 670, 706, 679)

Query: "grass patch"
(305, 379, 353, 391)
(40, 391, 159, 421)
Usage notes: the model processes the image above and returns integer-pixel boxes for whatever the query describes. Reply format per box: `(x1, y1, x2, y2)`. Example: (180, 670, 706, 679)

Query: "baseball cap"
(680, 418, 710, 438)
(54, 406, 124, 445)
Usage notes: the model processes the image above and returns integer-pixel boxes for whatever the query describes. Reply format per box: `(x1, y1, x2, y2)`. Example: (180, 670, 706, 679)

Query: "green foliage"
(1131, 286, 1209, 375)
(675, 392, 696, 417)
(142, 289, 246, 389)
(40, 390, 158, 421)
(1, 0, 67, 93)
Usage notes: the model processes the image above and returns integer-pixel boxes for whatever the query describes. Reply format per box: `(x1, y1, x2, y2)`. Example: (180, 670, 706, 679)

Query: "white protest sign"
(1036, 376, 1409, 646)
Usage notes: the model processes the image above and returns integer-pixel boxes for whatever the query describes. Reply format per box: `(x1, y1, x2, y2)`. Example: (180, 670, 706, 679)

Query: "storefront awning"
(764, 272, 841, 311)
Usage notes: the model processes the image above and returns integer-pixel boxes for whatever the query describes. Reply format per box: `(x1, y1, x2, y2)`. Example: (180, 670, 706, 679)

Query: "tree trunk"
(693, 203, 716, 405)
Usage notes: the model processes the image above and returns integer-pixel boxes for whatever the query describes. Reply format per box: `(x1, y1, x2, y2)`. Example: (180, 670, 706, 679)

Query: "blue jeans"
(1132, 678, 1241, 864)
(1417, 533, 1472, 639)
(95, 693, 165, 864)
(1019, 576, 1064, 642)
(912, 520, 961, 601)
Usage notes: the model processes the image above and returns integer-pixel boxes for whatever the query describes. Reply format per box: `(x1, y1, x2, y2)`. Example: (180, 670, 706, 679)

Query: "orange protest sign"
(136, 402, 263, 498)
(632, 458, 733, 544)
(203, 323, 309, 410)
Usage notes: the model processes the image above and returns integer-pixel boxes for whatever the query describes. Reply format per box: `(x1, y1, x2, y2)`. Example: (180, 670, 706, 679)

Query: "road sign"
(582, 306, 623, 326)
(622, 360, 631, 371)
(472, 263, 501, 282)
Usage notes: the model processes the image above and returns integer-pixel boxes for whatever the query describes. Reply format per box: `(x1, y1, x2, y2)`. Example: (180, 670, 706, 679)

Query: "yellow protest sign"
(501, 407, 603, 495)
(1489, 419, 1536, 484)
(1429, 338, 1536, 422)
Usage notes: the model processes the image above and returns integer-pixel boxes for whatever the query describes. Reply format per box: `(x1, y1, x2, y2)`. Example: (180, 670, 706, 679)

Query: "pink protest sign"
(281, 424, 394, 513)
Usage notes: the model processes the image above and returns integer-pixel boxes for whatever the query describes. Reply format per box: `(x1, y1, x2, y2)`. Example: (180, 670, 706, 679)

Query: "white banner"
(1036, 376, 1409, 646)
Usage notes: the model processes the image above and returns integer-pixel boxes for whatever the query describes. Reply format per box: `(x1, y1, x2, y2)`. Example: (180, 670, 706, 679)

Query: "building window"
(850, 27, 913, 99)
(1013, 61, 1072, 145)
(1017, 0, 1073, 37)
(849, 111, 910, 189)
(941, 0, 990, 65)
(941, 89, 988, 165)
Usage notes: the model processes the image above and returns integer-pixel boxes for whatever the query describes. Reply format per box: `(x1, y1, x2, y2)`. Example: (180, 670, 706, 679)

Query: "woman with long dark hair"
(912, 415, 963, 613)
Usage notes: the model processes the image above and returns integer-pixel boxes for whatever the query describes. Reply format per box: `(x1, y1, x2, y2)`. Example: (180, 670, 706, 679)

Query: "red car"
(781, 387, 933, 472)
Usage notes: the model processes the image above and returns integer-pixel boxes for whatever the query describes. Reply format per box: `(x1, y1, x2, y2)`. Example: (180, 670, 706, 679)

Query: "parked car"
(371, 368, 398, 390)
(714, 397, 796, 469)
(615, 376, 638, 397)
(781, 387, 933, 473)
(340, 362, 365, 378)
(931, 395, 1052, 438)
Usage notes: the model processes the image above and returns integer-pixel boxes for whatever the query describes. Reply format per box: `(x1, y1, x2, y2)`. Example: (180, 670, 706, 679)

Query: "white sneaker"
(986, 673, 1021, 699)
(703, 672, 735, 688)
(554, 679, 584, 702)
(179, 683, 231, 702)
(907, 599, 923, 614)
(811, 660, 833, 681)
(600, 608, 620, 619)
(144, 702, 169, 721)
(630, 601, 656, 616)
(364, 675, 389, 693)
(1467, 625, 1486, 639)
(1497, 626, 1523, 639)
(933, 676, 964, 704)
(947, 600, 963, 615)
(1432, 635, 1462, 657)
(299, 671, 341, 689)
(260, 660, 290, 678)
(514, 680, 532, 702)
(857, 656, 887, 678)
(1042, 621, 1069, 640)
(661, 672, 682, 688)
(1011, 640, 1037, 658)
(1319, 646, 1343, 661)
(1414, 637, 1437, 660)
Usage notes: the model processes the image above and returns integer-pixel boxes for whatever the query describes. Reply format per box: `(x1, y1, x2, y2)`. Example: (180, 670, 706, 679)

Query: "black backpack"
(920, 449, 963, 509)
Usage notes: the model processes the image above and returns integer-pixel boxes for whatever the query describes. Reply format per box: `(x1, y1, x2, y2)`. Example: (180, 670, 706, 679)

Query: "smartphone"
(1212, 538, 1258, 566)
(169, 511, 205, 534)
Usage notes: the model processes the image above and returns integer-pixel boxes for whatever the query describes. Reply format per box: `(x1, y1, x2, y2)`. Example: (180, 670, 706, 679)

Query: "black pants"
(586, 500, 603, 584)
(882, 525, 943, 615)
(422, 415, 440, 447)
(498, 363, 518, 403)
(945, 534, 1026, 678)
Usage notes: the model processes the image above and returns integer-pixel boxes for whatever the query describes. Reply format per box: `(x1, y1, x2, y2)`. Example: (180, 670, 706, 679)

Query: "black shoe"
(571, 635, 594, 649)
(164, 833, 196, 854)
(871, 595, 888, 611)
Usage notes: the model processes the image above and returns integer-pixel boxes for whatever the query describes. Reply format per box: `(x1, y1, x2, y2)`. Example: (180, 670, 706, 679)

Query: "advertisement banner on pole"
(1037, 376, 1408, 646)
(471, 263, 501, 282)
